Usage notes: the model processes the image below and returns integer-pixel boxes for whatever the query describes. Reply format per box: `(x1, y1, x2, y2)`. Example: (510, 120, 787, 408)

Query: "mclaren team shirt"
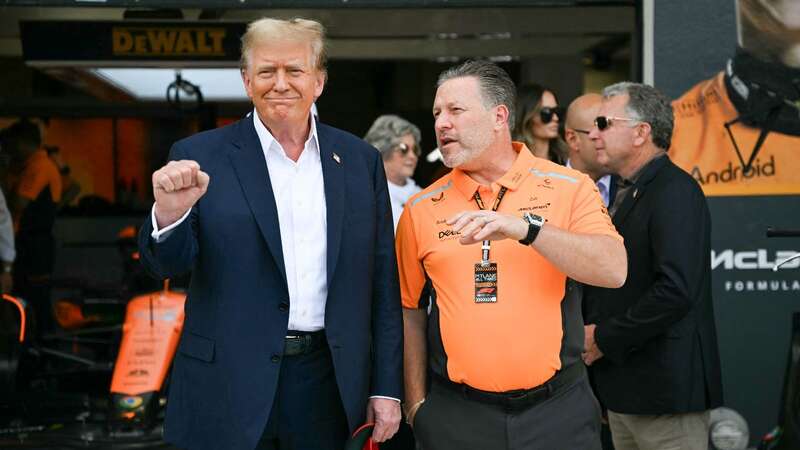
(396, 142, 622, 393)
(670, 72, 800, 196)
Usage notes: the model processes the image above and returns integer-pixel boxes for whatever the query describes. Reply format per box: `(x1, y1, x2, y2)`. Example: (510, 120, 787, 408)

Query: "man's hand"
(582, 324, 604, 366)
(447, 211, 528, 245)
(366, 398, 401, 443)
(152, 160, 210, 228)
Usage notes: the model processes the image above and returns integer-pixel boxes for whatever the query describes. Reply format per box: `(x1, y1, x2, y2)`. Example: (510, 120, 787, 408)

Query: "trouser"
(256, 332, 349, 450)
(607, 410, 710, 450)
(413, 373, 602, 450)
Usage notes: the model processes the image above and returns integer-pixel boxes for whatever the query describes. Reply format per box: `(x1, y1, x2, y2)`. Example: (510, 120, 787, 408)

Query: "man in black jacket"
(583, 82, 723, 450)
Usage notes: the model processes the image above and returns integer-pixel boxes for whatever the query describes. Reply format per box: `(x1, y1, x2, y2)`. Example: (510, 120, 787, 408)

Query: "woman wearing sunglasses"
(513, 83, 568, 164)
(364, 114, 423, 232)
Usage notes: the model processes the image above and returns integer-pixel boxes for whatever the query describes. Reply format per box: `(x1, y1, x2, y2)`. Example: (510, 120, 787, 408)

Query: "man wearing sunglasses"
(564, 93, 616, 208)
(582, 82, 723, 450)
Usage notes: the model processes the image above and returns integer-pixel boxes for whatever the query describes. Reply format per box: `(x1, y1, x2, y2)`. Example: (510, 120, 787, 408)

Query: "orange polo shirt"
(670, 72, 800, 196)
(396, 142, 621, 392)
(16, 150, 62, 203)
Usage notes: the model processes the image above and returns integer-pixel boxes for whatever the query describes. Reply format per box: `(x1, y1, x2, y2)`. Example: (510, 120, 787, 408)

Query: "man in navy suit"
(138, 17, 403, 450)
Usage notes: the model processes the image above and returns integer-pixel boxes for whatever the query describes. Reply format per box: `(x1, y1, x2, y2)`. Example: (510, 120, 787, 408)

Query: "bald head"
(566, 93, 601, 131)
(564, 94, 605, 181)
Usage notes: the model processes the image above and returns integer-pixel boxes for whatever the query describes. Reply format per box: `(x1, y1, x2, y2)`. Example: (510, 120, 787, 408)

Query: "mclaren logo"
(431, 192, 445, 203)
(711, 249, 798, 270)
(713, 249, 800, 293)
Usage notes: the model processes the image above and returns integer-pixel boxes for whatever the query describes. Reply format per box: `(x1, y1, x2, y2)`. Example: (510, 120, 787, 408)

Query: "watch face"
(523, 213, 544, 226)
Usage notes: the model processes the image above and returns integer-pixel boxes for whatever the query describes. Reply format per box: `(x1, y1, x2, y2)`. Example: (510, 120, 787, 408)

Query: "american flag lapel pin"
(332, 152, 341, 164)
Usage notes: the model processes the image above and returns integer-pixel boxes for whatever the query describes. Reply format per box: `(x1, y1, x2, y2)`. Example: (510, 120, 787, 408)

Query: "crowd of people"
(138, 16, 723, 450)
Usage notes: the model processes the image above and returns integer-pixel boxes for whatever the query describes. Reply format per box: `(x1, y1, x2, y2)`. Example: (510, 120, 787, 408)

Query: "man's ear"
(565, 129, 578, 151)
(633, 122, 651, 147)
(494, 104, 510, 130)
(241, 68, 253, 100)
(314, 69, 327, 100)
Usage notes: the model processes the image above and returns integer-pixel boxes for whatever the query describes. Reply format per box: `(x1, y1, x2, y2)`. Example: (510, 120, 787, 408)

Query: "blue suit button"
(279, 302, 289, 312)
(271, 354, 281, 363)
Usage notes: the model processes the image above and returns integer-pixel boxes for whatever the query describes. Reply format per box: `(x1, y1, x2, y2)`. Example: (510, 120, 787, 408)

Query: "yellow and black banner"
(20, 21, 246, 66)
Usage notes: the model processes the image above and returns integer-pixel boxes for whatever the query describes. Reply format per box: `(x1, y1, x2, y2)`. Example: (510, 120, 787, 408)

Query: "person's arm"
(449, 176, 626, 288)
(403, 308, 427, 426)
(592, 178, 710, 364)
(528, 226, 625, 288)
(394, 204, 430, 427)
(46, 149, 76, 208)
(366, 149, 403, 443)
(137, 144, 209, 279)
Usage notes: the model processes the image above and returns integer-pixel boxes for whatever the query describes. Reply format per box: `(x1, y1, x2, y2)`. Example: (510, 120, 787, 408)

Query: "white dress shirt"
(566, 159, 612, 207)
(387, 179, 421, 233)
(152, 111, 329, 331)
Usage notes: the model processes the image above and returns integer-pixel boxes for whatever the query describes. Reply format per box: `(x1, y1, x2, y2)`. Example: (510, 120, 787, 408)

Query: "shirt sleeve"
(150, 204, 193, 242)
(395, 205, 427, 309)
(569, 175, 623, 242)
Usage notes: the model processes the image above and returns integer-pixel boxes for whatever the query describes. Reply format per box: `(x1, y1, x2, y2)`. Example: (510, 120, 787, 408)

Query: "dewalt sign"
(20, 21, 246, 66)
(112, 27, 227, 57)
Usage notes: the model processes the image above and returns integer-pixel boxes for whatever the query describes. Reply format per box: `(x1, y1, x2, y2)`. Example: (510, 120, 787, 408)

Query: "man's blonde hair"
(240, 17, 327, 72)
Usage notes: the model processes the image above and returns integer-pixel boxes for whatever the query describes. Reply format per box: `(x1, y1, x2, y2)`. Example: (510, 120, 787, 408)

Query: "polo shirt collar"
(450, 141, 535, 200)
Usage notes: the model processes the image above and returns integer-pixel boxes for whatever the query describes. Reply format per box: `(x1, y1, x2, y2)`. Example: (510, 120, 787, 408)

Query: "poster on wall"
(664, 0, 800, 444)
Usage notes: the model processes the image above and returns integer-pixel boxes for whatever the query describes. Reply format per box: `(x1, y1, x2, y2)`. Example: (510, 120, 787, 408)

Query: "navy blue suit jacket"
(138, 116, 403, 450)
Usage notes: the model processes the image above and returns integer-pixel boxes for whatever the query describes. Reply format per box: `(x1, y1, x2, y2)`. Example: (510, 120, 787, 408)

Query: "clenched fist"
(152, 160, 210, 228)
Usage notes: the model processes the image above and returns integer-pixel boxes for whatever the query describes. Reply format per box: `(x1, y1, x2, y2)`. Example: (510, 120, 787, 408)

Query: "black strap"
(723, 104, 781, 175)
(472, 187, 508, 262)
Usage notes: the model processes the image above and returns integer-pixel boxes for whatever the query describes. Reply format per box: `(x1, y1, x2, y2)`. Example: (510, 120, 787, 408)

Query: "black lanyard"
(472, 186, 508, 263)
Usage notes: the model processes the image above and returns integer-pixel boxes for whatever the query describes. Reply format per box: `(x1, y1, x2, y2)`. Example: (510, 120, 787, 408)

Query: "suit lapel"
(317, 124, 345, 286)
(607, 175, 620, 209)
(228, 116, 288, 289)
(612, 155, 668, 228)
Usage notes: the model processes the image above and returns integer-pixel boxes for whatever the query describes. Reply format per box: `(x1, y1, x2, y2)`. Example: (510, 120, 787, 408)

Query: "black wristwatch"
(519, 213, 545, 246)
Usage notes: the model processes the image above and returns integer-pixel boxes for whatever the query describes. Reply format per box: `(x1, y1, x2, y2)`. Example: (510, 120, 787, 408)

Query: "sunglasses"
(395, 142, 421, 157)
(594, 116, 639, 131)
(538, 107, 565, 124)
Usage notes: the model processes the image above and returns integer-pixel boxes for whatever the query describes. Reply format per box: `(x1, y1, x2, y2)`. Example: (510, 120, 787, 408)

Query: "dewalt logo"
(112, 27, 226, 57)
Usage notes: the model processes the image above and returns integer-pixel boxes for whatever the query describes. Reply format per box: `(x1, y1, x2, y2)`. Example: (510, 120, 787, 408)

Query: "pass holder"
(474, 259, 498, 304)
(471, 187, 507, 304)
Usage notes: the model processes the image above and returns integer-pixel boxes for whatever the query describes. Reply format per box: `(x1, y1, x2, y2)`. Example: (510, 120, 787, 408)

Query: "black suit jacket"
(138, 117, 403, 450)
(584, 155, 723, 414)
